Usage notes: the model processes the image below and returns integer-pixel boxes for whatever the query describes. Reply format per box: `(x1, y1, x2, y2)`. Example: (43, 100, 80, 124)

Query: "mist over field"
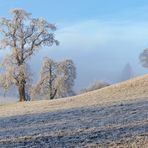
(0, 1, 148, 95)
(1, 20, 148, 97)
(30, 20, 148, 89)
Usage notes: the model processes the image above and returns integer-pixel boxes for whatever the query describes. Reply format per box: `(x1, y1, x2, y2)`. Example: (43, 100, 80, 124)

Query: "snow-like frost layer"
(0, 99, 148, 147)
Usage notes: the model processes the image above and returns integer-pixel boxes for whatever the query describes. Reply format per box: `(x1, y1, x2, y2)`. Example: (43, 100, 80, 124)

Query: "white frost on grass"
(1, 74, 148, 117)
(0, 74, 148, 147)
(0, 100, 148, 147)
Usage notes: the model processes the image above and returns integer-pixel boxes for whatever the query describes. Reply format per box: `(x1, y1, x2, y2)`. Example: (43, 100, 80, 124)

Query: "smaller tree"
(56, 59, 76, 98)
(32, 57, 76, 100)
(80, 80, 109, 94)
(139, 48, 148, 68)
(120, 63, 134, 81)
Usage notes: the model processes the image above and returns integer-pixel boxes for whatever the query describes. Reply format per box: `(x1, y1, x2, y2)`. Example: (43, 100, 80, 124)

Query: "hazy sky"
(0, 0, 148, 92)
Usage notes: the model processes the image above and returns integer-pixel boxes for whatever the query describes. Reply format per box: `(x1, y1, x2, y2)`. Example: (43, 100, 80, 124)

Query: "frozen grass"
(96, 135, 148, 148)
(0, 75, 148, 147)
(0, 99, 148, 147)
(1, 74, 148, 117)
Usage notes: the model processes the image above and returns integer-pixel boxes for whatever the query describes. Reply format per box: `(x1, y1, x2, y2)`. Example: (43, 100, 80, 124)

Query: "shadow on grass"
(0, 100, 148, 147)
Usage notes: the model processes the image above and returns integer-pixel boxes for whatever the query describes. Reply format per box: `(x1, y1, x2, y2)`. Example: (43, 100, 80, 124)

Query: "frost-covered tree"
(56, 59, 76, 98)
(0, 9, 58, 101)
(80, 80, 109, 94)
(139, 48, 148, 68)
(120, 63, 134, 81)
(33, 57, 57, 100)
(33, 58, 76, 100)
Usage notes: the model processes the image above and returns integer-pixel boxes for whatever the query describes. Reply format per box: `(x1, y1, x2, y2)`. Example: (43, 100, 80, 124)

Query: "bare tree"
(32, 58, 76, 100)
(0, 9, 58, 101)
(139, 48, 148, 68)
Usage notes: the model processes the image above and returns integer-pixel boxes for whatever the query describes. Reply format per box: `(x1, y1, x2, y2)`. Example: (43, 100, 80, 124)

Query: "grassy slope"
(0, 75, 148, 147)
(1, 74, 148, 117)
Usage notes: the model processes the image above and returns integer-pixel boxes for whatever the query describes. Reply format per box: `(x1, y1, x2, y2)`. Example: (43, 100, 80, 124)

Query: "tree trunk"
(18, 84, 26, 102)
(51, 89, 57, 100)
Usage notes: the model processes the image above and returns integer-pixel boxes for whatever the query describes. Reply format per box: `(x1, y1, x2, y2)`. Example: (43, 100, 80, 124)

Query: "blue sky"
(1, 0, 148, 22)
(0, 0, 148, 91)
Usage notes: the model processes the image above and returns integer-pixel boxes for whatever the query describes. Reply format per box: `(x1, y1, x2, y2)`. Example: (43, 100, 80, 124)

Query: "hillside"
(1, 74, 148, 117)
(0, 75, 148, 147)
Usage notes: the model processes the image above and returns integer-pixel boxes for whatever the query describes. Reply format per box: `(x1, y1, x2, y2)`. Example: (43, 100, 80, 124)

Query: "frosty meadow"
(0, 5, 148, 148)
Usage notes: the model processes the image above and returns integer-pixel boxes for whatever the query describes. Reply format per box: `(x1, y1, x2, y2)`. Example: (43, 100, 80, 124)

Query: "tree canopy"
(0, 9, 59, 101)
